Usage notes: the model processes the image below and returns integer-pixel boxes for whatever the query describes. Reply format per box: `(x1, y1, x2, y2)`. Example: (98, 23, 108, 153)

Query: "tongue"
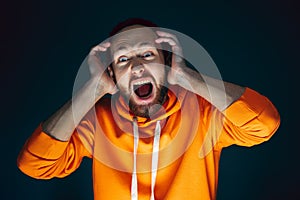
(135, 84, 152, 98)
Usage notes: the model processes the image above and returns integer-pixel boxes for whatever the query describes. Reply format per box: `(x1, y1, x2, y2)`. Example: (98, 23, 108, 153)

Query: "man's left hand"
(155, 31, 185, 86)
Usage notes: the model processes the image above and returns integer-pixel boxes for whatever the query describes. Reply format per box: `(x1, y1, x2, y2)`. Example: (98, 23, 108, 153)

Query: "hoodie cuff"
(26, 123, 69, 159)
(222, 87, 269, 126)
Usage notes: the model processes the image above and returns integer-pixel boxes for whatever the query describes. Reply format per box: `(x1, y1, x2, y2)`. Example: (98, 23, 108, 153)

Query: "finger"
(96, 42, 111, 50)
(93, 46, 108, 51)
(155, 36, 183, 63)
(155, 37, 183, 58)
(90, 45, 109, 55)
(100, 42, 111, 48)
(155, 37, 177, 46)
(91, 42, 111, 52)
(171, 45, 183, 63)
(156, 31, 179, 43)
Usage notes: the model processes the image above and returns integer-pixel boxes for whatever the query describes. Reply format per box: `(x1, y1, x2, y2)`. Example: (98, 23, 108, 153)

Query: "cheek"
(152, 69, 166, 86)
(114, 70, 130, 89)
(149, 62, 166, 75)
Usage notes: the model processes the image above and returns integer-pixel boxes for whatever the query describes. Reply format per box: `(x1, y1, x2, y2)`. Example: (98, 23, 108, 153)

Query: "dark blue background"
(1, 0, 298, 199)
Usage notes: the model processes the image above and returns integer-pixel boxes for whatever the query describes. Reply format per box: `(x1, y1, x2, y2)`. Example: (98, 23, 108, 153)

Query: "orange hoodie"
(17, 86, 280, 200)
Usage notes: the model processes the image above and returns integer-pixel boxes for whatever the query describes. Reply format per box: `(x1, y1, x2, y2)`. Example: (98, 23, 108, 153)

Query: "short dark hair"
(109, 18, 159, 36)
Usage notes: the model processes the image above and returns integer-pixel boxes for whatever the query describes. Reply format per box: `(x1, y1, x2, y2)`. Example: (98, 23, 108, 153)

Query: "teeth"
(133, 80, 151, 86)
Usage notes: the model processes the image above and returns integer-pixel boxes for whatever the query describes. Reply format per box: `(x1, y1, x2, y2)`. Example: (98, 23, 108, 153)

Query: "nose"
(131, 59, 144, 77)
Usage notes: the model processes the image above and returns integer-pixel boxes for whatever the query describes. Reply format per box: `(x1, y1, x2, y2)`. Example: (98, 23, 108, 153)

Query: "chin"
(129, 104, 151, 118)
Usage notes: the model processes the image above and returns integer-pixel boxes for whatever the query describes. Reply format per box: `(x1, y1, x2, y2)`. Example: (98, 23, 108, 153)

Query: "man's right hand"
(87, 42, 118, 95)
(41, 42, 118, 141)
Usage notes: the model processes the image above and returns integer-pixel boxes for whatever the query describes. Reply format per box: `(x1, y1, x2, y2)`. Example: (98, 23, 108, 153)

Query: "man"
(17, 18, 280, 200)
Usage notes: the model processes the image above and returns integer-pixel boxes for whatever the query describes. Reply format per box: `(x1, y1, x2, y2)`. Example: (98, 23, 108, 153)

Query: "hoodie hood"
(112, 85, 183, 200)
(110, 85, 190, 200)
(90, 85, 199, 172)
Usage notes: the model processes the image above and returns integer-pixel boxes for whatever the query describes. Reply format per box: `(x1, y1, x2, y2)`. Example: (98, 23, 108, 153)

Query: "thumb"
(109, 85, 119, 95)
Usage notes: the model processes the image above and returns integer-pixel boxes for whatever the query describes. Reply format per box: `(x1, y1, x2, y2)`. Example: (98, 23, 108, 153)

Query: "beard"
(128, 84, 168, 118)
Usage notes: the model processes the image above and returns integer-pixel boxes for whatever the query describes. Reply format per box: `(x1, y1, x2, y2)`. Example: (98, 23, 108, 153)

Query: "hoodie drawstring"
(131, 118, 139, 200)
(150, 120, 161, 200)
(131, 118, 161, 200)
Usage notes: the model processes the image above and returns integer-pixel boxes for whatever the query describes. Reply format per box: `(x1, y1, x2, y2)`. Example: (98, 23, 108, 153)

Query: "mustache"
(129, 74, 156, 87)
(129, 71, 153, 81)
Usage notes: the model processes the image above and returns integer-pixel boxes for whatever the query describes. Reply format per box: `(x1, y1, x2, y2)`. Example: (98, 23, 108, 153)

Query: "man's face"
(110, 26, 168, 118)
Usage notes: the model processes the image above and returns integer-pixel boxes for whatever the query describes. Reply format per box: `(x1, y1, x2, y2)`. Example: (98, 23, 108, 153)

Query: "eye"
(142, 51, 153, 58)
(118, 56, 128, 63)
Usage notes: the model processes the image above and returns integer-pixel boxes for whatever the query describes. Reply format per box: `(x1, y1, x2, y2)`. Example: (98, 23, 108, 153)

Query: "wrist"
(173, 65, 187, 86)
(86, 77, 108, 99)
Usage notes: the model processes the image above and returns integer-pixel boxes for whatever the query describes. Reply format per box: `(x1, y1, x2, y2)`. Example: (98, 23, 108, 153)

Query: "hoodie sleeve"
(216, 87, 280, 148)
(17, 115, 94, 179)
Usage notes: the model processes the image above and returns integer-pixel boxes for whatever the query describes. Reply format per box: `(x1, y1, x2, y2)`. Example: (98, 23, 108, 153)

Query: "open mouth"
(133, 81, 153, 99)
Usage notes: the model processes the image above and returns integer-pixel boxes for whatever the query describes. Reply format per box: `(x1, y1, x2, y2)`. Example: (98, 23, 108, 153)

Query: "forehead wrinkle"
(116, 41, 154, 49)
(113, 41, 159, 57)
(116, 45, 128, 52)
(136, 42, 162, 53)
(112, 30, 157, 46)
